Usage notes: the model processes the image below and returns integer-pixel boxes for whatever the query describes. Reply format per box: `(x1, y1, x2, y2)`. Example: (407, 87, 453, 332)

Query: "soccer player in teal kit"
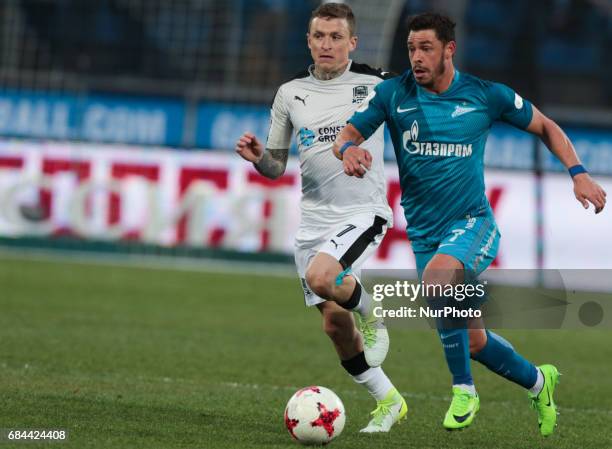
(333, 13, 607, 435)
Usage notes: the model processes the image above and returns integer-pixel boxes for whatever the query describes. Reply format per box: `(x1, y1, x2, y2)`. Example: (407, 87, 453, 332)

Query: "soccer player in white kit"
(235, 3, 407, 433)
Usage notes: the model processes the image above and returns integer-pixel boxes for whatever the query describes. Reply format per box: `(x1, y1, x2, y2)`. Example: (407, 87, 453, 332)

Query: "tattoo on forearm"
(254, 148, 288, 179)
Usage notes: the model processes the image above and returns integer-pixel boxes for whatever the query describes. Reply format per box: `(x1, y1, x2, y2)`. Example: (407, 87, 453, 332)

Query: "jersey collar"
(414, 68, 461, 98)
(308, 60, 353, 83)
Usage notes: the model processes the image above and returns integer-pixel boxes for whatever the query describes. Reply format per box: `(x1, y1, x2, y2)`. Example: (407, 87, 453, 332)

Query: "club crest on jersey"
(352, 85, 369, 103)
(451, 104, 476, 118)
(298, 127, 315, 148)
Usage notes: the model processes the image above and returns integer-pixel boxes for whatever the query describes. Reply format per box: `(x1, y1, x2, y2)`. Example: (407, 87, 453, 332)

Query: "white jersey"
(266, 60, 393, 247)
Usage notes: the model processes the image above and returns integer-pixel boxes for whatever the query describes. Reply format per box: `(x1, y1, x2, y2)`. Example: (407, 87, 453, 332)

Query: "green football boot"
(360, 388, 408, 433)
(443, 386, 480, 430)
(529, 364, 561, 437)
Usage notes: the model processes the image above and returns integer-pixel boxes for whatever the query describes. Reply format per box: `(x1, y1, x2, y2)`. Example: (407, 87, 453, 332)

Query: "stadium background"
(0, 1, 611, 448)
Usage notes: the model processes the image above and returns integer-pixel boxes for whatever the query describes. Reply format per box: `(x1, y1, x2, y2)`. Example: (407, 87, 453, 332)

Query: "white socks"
(454, 383, 477, 396)
(528, 368, 545, 396)
(352, 367, 394, 401)
(354, 286, 372, 317)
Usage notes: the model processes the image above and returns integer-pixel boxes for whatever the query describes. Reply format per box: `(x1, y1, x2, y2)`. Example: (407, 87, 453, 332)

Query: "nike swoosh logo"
(453, 412, 473, 423)
(397, 106, 418, 113)
(438, 243, 455, 248)
(545, 389, 551, 407)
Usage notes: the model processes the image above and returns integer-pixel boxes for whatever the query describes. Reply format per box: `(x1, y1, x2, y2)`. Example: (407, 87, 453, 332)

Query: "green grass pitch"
(0, 254, 611, 448)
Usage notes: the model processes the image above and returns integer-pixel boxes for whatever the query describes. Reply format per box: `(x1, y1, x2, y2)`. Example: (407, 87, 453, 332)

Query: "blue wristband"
(568, 164, 587, 178)
(339, 141, 355, 157)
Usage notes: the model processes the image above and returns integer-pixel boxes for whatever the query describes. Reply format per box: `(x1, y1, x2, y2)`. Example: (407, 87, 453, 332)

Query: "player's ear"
(446, 40, 456, 59)
(349, 35, 358, 51)
(306, 32, 312, 50)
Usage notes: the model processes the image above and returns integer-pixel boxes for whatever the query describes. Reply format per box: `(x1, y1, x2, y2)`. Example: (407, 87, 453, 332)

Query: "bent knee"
(305, 268, 337, 299)
(422, 255, 465, 287)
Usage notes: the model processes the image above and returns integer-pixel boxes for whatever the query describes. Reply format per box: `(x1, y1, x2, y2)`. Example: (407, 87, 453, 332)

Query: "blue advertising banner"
(196, 103, 273, 152)
(1, 90, 609, 175)
(195, 103, 612, 175)
(542, 127, 612, 175)
(484, 123, 535, 170)
(0, 90, 185, 146)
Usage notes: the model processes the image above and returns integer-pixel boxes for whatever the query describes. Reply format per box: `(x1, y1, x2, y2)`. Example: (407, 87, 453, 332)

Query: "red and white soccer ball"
(284, 386, 346, 445)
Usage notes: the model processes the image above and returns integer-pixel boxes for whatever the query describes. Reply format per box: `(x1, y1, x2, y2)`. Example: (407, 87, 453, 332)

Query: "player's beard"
(418, 55, 446, 89)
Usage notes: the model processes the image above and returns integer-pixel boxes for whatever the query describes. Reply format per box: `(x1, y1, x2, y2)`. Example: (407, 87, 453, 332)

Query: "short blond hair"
(308, 3, 356, 36)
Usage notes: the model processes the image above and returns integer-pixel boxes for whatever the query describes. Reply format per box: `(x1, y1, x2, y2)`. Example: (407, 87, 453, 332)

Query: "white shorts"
(294, 214, 388, 307)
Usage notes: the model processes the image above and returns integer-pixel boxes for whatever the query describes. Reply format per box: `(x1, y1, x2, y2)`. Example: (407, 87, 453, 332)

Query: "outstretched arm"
(527, 106, 606, 213)
(333, 124, 372, 178)
(235, 132, 288, 180)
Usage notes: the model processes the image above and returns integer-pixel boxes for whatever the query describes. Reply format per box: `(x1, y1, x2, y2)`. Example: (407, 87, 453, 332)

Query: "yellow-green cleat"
(360, 388, 408, 433)
(443, 386, 480, 430)
(529, 364, 561, 437)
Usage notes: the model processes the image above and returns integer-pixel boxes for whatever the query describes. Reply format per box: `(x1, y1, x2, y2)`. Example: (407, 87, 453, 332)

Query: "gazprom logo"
(402, 118, 473, 157)
(298, 127, 315, 148)
(410, 120, 419, 141)
(402, 120, 419, 151)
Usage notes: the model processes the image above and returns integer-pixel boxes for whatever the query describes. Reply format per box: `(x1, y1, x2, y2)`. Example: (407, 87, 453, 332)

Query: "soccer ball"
(284, 386, 346, 445)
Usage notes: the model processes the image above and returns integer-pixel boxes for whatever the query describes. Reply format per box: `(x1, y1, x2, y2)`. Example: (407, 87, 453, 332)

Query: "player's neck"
(426, 66, 456, 95)
(312, 62, 349, 81)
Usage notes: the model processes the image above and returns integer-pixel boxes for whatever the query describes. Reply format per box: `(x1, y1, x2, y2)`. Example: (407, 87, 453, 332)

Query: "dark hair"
(309, 3, 356, 36)
(407, 12, 456, 44)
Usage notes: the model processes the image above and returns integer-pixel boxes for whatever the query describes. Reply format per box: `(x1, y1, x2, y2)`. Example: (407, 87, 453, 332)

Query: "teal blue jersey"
(349, 70, 533, 251)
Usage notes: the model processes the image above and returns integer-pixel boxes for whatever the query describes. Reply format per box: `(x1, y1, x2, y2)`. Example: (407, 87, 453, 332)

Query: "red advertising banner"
(0, 140, 609, 269)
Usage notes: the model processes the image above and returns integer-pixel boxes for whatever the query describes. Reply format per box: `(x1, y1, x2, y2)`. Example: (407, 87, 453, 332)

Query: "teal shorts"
(414, 214, 500, 280)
